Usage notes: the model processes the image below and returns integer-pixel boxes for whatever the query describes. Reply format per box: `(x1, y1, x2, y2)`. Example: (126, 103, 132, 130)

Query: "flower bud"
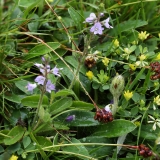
(110, 75, 125, 97)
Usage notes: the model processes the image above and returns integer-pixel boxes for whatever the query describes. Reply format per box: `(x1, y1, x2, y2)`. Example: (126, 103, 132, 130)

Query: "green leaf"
(110, 20, 148, 35)
(54, 89, 78, 100)
(49, 97, 72, 115)
(24, 42, 60, 60)
(4, 94, 23, 103)
(71, 101, 94, 110)
(92, 120, 136, 137)
(62, 138, 91, 160)
(23, 136, 31, 149)
(18, 0, 40, 8)
(68, 7, 83, 30)
(4, 126, 25, 145)
(21, 95, 49, 108)
(80, 136, 114, 158)
(56, 110, 99, 127)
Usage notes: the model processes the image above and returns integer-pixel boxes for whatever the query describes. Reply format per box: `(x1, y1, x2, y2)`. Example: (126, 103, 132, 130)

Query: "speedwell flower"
(90, 22, 104, 35)
(138, 31, 149, 41)
(51, 66, 63, 77)
(46, 80, 56, 93)
(123, 90, 133, 101)
(26, 83, 37, 93)
(85, 12, 113, 35)
(66, 115, 75, 122)
(148, 115, 160, 130)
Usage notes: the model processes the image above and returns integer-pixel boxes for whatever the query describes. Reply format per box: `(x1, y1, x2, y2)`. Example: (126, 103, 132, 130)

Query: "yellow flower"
(129, 64, 136, 71)
(9, 155, 18, 160)
(134, 121, 141, 127)
(86, 71, 94, 80)
(154, 52, 160, 60)
(102, 57, 109, 66)
(138, 31, 149, 41)
(154, 95, 160, 105)
(113, 39, 119, 48)
(123, 90, 133, 101)
(158, 33, 160, 38)
(139, 54, 146, 61)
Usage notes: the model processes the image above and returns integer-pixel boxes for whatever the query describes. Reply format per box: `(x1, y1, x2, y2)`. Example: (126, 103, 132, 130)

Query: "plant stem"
(112, 95, 119, 116)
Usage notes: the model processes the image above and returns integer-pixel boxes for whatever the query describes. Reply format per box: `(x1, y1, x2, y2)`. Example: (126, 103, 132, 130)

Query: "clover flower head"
(102, 17, 113, 29)
(154, 52, 160, 60)
(129, 64, 136, 71)
(148, 115, 160, 130)
(154, 95, 160, 105)
(26, 83, 37, 93)
(46, 80, 55, 93)
(9, 155, 18, 160)
(35, 76, 46, 85)
(86, 71, 94, 80)
(123, 90, 133, 101)
(66, 115, 75, 122)
(51, 66, 63, 77)
(90, 22, 104, 35)
(85, 13, 97, 23)
(102, 57, 109, 66)
(138, 31, 149, 41)
(139, 54, 146, 61)
(113, 39, 119, 48)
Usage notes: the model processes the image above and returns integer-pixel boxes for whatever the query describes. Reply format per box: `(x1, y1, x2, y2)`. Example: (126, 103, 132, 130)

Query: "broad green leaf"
(54, 89, 78, 100)
(68, 7, 83, 30)
(23, 136, 31, 149)
(4, 126, 25, 145)
(49, 97, 72, 115)
(110, 20, 148, 35)
(24, 42, 60, 60)
(80, 136, 114, 158)
(18, 0, 40, 8)
(4, 94, 23, 103)
(92, 120, 136, 137)
(55, 110, 99, 126)
(71, 101, 94, 110)
(62, 138, 91, 160)
(35, 136, 52, 147)
(21, 95, 49, 108)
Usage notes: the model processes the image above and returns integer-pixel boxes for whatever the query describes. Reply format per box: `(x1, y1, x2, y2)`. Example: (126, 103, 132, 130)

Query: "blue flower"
(90, 22, 104, 35)
(85, 13, 97, 24)
(35, 76, 46, 85)
(26, 83, 37, 93)
(102, 17, 113, 29)
(51, 66, 63, 77)
(46, 80, 55, 93)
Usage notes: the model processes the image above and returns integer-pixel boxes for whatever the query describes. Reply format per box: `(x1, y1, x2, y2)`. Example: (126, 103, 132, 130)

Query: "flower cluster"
(138, 144, 152, 158)
(26, 57, 63, 93)
(94, 105, 113, 123)
(85, 13, 113, 35)
(150, 62, 160, 80)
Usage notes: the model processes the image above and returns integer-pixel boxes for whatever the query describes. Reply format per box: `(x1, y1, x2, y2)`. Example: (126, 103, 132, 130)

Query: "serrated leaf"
(4, 126, 25, 145)
(92, 120, 136, 137)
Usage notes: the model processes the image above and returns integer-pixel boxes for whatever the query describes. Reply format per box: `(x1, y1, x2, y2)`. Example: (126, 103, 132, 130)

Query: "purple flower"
(46, 80, 55, 93)
(51, 66, 63, 77)
(35, 76, 45, 85)
(85, 13, 97, 23)
(26, 83, 37, 93)
(90, 22, 104, 35)
(66, 115, 75, 122)
(35, 63, 44, 68)
(99, 13, 104, 17)
(102, 18, 113, 29)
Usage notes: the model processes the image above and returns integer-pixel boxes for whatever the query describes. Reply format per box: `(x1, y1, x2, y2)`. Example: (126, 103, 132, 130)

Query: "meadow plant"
(1, 0, 160, 160)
